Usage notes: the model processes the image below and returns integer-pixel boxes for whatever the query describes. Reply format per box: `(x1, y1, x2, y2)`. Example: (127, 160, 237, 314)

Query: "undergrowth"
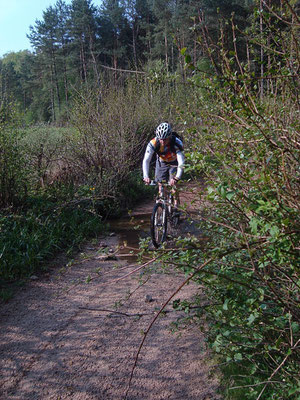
(0, 199, 104, 281)
(0, 169, 152, 284)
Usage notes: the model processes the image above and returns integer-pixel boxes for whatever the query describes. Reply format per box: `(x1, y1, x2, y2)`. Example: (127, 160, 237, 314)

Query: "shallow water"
(108, 207, 205, 264)
(108, 213, 151, 262)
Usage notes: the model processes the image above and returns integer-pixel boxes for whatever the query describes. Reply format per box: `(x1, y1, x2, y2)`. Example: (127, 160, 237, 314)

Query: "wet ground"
(108, 199, 204, 263)
(0, 182, 222, 400)
(109, 181, 204, 248)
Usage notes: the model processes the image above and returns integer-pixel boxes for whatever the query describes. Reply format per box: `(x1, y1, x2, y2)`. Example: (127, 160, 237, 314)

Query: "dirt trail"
(0, 186, 221, 400)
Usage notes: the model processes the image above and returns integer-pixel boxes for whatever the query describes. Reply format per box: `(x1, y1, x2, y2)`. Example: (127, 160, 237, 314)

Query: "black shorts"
(155, 158, 178, 182)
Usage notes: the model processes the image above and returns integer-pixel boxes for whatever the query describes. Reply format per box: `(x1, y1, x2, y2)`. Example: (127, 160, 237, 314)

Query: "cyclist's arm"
(175, 150, 184, 180)
(142, 143, 155, 179)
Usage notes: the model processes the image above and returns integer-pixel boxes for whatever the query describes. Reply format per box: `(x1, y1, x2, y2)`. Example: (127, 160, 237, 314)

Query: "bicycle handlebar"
(147, 180, 173, 186)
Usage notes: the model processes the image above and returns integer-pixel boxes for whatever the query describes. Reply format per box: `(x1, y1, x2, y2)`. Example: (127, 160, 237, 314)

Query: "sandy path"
(0, 186, 221, 400)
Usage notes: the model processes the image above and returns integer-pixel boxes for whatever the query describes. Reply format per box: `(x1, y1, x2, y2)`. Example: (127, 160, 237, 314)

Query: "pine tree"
(97, 0, 130, 70)
(28, 5, 62, 120)
(69, 0, 98, 82)
(55, 0, 72, 107)
(0, 51, 34, 112)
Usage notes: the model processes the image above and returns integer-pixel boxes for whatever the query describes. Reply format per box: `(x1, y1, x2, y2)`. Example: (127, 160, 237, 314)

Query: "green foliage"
(161, 1, 300, 399)
(1, 0, 251, 124)
(0, 104, 27, 207)
(0, 198, 104, 280)
(69, 79, 169, 188)
(0, 78, 163, 282)
(0, 3, 299, 397)
(20, 124, 71, 189)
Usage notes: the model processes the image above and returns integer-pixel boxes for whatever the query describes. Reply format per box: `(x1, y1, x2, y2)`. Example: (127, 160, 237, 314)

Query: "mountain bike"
(150, 181, 180, 248)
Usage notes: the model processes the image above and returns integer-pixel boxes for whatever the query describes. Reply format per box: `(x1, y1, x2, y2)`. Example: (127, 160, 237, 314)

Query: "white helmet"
(155, 122, 172, 139)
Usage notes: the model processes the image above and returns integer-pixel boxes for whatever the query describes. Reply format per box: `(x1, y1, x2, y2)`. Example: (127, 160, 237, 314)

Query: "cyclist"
(142, 122, 184, 206)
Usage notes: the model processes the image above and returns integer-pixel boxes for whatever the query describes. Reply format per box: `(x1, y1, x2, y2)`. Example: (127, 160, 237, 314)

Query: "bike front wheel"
(150, 203, 167, 248)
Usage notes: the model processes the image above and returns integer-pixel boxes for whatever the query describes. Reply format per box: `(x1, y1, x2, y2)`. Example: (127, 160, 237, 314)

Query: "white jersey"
(142, 136, 184, 180)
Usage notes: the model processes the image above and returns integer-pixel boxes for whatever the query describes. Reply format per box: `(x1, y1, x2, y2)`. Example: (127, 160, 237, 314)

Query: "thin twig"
(99, 64, 145, 75)
(78, 307, 152, 317)
(108, 256, 163, 284)
(123, 257, 214, 399)
(256, 339, 300, 400)
(123, 276, 151, 301)
(230, 380, 283, 390)
(264, 0, 300, 25)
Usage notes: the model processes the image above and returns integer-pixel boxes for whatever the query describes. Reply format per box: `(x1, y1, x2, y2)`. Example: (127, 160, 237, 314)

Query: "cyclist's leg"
(169, 165, 179, 207)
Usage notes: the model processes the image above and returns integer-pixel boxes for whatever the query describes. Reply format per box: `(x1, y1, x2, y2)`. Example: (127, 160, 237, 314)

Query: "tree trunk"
(132, 18, 138, 70)
(260, 0, 264, 101)
(164, 31, 168, 72)
(51, 48, 61, 113)
(49, 63, 55, 121)
(80, 35, 87, 82)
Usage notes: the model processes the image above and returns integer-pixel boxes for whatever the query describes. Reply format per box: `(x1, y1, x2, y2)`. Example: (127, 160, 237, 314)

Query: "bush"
(0, 198, 105, 280)
(0, 77, 175, 282)
(165, 2, 300, 399)
(0, 103, 27, 207)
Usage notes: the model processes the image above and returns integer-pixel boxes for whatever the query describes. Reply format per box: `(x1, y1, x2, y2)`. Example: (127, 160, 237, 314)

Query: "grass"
(0, 169, 154, 298)
(0, 199, 105, 282)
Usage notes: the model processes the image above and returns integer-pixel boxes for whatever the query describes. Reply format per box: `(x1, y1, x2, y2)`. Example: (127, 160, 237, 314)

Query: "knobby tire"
(150, 203, 167, 248)
(169, 194, 180, 228)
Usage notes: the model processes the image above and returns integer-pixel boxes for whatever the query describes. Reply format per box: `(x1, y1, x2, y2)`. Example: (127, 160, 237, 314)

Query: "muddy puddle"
(108, 213, 151, 262)
(106, 183, 205, 261)
(107, 208, 204, 263)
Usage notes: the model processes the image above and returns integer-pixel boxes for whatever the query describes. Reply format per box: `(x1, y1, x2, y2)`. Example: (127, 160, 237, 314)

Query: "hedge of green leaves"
(0, 203, 104, 280)
(167, 3, 299, 399)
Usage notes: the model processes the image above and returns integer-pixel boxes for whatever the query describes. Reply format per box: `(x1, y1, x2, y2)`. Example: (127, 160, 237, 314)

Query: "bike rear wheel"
(169, 193, 180, 227)
(150, 203, 167, 248)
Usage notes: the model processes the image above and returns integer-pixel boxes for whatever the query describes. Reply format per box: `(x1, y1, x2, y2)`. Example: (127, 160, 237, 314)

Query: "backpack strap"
(153, 137, 160, 153)
(153, 135, 179, 153)
(170, 135, 177, 152)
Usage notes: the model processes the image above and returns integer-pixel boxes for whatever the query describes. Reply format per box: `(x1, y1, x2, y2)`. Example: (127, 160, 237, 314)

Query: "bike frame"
(151, 181, 173, 213)
(150, 181, 178, 248)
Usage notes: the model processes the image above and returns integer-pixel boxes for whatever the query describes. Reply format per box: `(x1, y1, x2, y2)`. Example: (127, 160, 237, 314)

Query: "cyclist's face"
(159, 137, 171, 145)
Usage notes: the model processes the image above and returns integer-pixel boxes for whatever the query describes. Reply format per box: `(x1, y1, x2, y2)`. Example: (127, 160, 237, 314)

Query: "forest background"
(0, 1, 299, 399)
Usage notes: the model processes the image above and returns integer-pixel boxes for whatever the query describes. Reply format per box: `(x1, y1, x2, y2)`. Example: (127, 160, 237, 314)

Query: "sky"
(0, 0, 102, 58)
